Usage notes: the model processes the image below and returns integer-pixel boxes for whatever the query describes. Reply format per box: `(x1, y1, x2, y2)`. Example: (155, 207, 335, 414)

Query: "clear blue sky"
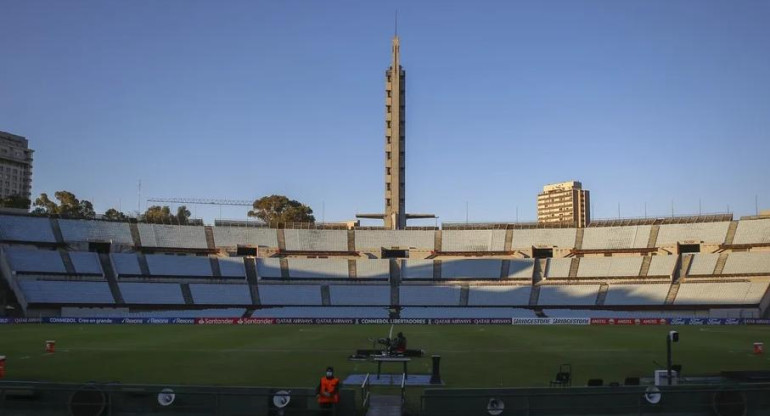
(1, 1, 768, 225)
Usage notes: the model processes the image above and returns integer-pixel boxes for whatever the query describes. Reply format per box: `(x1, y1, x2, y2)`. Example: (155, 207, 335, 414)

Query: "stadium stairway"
(366, 394, 402, 416)
(568, 258, 580, 278)
(713, 253, 729, 275)
(724, 221, 739, 245)
(180, 283, 194, 305)
(348, 259, 357, 278)
(279, 258, 290, 278)
(244, 257, 261, 305)
(129, 223, 142, 247)
(596, 284, 609, 305)
(209, 256, 222, 277)
(390, 260, 400, 307)
(136, 253, 151, 276)
(321, 285, 331, 306)
(528, 285, 541, 306)
(460, 286, 469, 306)
(533, 259, 546, 284)
(204, 226, 216, 250)
(665, 254, 691, 305)
(639, 256, 652, 277)
(49, 218, 65, 244)
(500, 260, 511, 279)
(58, 249, 77, 275)
(647, 224, 660, 248)
(433, 260, 441, 280)
(574, 228, 584, 250)
(99, 253, 125, 304)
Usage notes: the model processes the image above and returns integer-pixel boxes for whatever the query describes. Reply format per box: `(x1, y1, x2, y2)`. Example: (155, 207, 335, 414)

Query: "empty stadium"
(2, 214, 769, 320)
(2, 213, 770, 415)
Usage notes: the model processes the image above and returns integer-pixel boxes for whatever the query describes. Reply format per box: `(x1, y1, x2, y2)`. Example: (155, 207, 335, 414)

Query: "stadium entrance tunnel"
(0, 381, 356, 415)
(420, 384, 770, 416)
(382, 248, 409, 258)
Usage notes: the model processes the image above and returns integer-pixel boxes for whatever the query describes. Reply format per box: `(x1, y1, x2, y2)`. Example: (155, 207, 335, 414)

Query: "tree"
(248, 195, 315, 226)
(31, 191, 95, 219)
(0, 194, 31, 210)
(141, 205, 191, 224)
(103, 208, 129, 221)
(175, 206, 191, 225)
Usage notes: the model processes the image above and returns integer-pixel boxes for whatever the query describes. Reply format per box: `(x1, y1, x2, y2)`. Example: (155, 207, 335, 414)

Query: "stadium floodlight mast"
(667, 330, 679, 386)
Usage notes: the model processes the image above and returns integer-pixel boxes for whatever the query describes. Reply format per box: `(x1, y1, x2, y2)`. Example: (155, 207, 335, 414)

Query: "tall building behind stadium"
(538, 181, 590, 227)
(0, 130, 33, 201)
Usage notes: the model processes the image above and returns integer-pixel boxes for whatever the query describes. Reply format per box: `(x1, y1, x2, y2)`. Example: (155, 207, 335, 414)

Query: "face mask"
(326, 371, 333, 378)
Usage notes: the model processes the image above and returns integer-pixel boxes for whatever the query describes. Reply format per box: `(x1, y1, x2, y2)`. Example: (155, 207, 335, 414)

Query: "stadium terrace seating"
(441, 259, 502, 279)
(328, 284, 390, 305)
(354, 230, 434, 250)
(258, 284, 322, 305)
(256, 258, 281, 278)
(126, 309, 246, 318)
(538, 285, 601, 306)
(511, 228, 576, 249)
(581, 225, 652, 250)
(283, 229, 348, 251)
(733, 219, 770, 245)
(189, 284, 251, 304)
(400, 307, 537, 318)
(675, 281, 770, 305)
(137, 224, 208, 249)
(212, 227, 278, 248)
(218, 257, 246, 277)
(58, 219, 134, 244)
(441, 230, 507, 251)
(145, 254, 213, 277)
(400, 285, 461, 306)
(402, 259, 434, 279)
(646, 255, 677, 276)
(545, 258, 572, 278)
(5, 247, 66, 274)
(355, 260, 390, 279)
(251, 307, 388, 318)
(111, 253, 142, 276)
(0, 215, 56, 243)
(119, 282, 185, 304)
(286, 259, 349, 279)
(467, 285, 531, 306)
(655, 222, 731, 246)
(69, 252, 104, 275)
(687, 253, 720, 275)
(19, 280, 114, 303)
(603, 284, 671, 305)
(722, 252, 770, 275)
(576, 256, 643, 278)
(509, 259, 536, 279)
(543, 309, 700, 318)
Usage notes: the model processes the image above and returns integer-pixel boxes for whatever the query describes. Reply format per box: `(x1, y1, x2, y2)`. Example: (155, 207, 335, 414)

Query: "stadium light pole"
(667, 330, 679, 386)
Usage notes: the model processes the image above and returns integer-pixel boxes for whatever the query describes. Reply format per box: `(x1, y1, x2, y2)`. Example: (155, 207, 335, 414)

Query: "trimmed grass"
(0, 324, 768, 388)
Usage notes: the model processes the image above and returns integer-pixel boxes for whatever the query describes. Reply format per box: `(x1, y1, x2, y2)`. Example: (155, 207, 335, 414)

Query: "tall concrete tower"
(384, 35, 406, 229)
(357, 34, 434, 229)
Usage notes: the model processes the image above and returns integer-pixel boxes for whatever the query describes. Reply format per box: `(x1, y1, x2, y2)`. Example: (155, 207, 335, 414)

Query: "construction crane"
(146, 197, 252, 206)
(146, 197, 254, 220)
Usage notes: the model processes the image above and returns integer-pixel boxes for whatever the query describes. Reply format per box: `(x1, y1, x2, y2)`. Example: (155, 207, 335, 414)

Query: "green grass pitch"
(1, 324, 769, 389)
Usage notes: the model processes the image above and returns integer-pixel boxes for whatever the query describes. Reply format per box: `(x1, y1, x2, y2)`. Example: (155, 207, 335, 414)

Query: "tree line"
(3, 191, 315, 225)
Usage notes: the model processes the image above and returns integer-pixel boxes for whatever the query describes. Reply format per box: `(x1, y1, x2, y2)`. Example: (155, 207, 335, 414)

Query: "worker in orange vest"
(316, 366, 340, 410)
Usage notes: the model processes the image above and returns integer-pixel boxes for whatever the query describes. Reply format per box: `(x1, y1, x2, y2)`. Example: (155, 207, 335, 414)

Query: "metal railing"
(0, 381, 351, 415)
(361, 373, 371, 410)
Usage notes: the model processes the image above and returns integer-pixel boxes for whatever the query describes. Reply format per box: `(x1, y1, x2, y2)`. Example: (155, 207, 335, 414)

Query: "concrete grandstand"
(1, 213, 769, 319)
